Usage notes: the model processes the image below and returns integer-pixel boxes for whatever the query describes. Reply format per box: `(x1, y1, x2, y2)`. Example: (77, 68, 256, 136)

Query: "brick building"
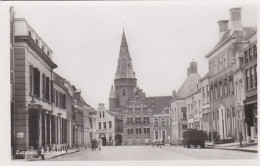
(108, 31, 172, 145)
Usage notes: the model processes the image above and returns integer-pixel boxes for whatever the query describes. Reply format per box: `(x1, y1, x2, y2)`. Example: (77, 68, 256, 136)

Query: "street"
(48, 146, 257, 160)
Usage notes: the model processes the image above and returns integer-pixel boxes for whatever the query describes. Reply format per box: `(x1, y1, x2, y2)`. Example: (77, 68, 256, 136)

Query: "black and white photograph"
(0, 0, 259, 164)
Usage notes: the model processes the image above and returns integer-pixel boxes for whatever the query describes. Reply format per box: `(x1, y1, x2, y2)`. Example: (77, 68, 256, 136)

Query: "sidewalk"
(205, 142, 258, 153)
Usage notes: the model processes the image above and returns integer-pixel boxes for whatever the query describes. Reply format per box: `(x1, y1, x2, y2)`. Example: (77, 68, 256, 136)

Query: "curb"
(206, 146, 258, 153)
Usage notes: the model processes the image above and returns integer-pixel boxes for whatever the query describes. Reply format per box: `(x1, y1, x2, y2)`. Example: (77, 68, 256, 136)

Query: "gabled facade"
(170, 61, 201, 144)
(95, 103, 116, 146)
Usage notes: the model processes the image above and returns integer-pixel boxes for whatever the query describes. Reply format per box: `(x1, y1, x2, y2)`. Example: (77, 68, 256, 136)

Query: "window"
(144, 128, 147, 134)
(245, 50, 249, 64)
(147, 117, 150, 124)
(42, 74, 46, 100)
(251, 67, 255, 88)
(28, 31, 31, 37)
(249, 47, 253, 61)
(47, 51, 50, 56)
(46, 77, 50, 102)
(229, 77, 234, 94)
(103, 111, 105, 118)
(214, 60, 217, 74)
(99, 112, 102, 118)
(136, 128, 139, 134)
(164, 108, 170, 114)
(98, 122, 101, 129)
(155, 131, 159, 139)
(103, 122, 106, 129)
(42, 46, 45, 51)
(154, 119, 159, 126)
(33, 67, 40, 97)
(139, 128, 142, 134)
(246, 69, 250, 90)
(162, 130, 166, 140)
(127, 129, 130, 134)
(109, 121, 112, 128)
(130, 117, 133, 124)
(143, 117, 147, 124)
(36, 39, 38, 44)
(131, 129, 133, 134)
(29, 65, 33, 95)
(223, 54, 227, 67)
(181, 107, 187, 120)
(123, 89, 125, 96)
(161, 118, 166, 126)
(126, 118, 129, 124)
(253, 45, 257, 59)
(90, 118, 92, 128)
(147, 128, 150, 134)
(169, 118, 172, 125)
(218, 56, 222, 71)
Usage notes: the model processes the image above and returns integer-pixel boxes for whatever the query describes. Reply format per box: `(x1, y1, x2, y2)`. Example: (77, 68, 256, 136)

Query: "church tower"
(110, 30, 137, 110)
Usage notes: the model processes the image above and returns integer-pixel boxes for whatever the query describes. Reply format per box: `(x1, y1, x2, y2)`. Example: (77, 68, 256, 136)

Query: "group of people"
(90, 138, 102, 151)
(152, 139, 164, 148)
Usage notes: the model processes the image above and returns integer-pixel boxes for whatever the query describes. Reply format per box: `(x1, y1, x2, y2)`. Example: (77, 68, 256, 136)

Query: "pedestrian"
(91, 139, 95, 151)
(98, 138, 102, 150)
(239, 132, 243, 147)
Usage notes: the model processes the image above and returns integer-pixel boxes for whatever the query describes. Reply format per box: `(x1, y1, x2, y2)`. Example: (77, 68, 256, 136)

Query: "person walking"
(91, 139, 95, 151)
(239, 132, 243, 147)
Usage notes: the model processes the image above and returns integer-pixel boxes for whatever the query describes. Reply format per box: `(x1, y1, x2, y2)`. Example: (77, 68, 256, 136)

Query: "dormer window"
(42, 46, 45, 51)
(28, 31, 31, 37)
(47, 51, 50, 56)
(164, 108, 170, 114)
(36, 39, 38, 44)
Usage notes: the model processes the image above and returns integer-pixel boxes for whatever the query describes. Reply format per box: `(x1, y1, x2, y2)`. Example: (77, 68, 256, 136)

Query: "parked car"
(183, 129, 208, 148)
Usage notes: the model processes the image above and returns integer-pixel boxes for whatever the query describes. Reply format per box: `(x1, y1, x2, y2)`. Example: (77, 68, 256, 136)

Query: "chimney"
(229, 8, 243, 36)
(172, 90, 176, 99)
(218, 20, 229, 39)
(187, 61, 197, 75)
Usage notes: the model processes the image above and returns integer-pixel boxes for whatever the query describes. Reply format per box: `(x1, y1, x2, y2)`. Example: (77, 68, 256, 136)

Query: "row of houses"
(104, 7, 257, 146)
(10, 8, 97, 159)
(171, 8, 257, 144)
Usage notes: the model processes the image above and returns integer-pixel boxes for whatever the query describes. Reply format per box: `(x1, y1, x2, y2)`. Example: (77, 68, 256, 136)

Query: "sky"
(10, 1, 257, 109)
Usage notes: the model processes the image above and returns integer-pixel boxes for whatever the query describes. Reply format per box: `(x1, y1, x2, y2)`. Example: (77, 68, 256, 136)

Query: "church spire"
(109, 85, 116, 98)
(115, 30, 136, 80)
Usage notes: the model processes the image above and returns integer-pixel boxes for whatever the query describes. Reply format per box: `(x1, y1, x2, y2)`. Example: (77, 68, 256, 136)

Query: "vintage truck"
(183, 129, 208, 148)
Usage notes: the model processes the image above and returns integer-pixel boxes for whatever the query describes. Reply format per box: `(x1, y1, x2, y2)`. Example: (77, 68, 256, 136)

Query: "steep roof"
(175, 73, 201, 99)
(109, 85, 116, 98)
(146, 96, 172, 114)
(114, 30, 136, 80)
